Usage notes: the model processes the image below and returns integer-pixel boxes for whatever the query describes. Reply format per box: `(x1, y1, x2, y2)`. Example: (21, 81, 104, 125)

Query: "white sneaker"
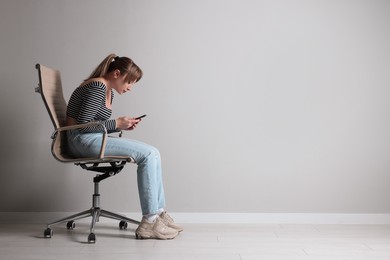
(135, 217, 179, 240)
(160, 211, 184, 232)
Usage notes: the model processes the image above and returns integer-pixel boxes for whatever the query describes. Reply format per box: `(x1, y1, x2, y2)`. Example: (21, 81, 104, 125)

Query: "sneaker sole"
(135, 230, 178, 240)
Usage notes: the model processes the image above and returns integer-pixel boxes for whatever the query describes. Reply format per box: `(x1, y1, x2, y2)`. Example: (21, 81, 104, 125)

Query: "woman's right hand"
(116, 116, 140, 130)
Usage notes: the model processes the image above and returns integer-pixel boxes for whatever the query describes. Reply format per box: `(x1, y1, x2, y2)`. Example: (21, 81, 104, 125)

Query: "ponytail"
(86, 53, 117, 80)
(84, 53, 143, 83)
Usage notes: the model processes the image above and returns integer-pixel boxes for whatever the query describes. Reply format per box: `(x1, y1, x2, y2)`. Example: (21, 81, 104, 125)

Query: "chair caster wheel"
(67, 221, 75, 230)
(44, 228, 53, 238)
(119, 221, 128, 230)
(88, 233, 96, 244)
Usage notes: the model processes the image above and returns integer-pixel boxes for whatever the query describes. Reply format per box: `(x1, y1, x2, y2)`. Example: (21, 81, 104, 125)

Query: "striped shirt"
(67, 81, 118, 133)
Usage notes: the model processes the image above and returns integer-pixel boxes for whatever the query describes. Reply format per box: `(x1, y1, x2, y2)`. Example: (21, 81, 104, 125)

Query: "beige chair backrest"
(36, 64, 72, 161)
(36, 64, 67, 129)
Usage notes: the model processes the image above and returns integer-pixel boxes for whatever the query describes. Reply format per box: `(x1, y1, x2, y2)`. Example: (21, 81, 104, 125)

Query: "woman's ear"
(113, 69, 121, 79)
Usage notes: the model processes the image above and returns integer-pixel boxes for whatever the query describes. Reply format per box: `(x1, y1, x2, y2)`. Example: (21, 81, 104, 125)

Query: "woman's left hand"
(126, 117, 141, 130)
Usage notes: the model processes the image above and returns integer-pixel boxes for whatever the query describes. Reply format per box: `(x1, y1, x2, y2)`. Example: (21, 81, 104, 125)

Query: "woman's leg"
(67, 132, 165, 215)
(103, 137, 166, 216)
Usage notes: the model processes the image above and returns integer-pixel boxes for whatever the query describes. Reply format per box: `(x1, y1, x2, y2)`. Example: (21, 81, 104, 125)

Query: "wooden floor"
(1, 223, 390, 259)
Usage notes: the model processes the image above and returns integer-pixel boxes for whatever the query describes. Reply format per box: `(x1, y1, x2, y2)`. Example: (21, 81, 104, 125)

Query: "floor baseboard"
(1, 212, 390, 224)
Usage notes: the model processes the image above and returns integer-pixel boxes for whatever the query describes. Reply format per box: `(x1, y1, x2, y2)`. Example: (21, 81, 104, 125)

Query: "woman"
(66, 53, 182, 239)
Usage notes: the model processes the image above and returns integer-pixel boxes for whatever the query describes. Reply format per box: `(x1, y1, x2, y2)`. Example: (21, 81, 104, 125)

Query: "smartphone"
(135, 114, 147, 120)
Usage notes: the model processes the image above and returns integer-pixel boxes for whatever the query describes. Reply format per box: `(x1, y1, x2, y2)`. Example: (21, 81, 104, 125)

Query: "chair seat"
(59, 156, 135, 164)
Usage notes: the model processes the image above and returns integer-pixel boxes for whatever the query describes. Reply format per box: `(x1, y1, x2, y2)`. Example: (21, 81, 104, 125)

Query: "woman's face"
(113, 72, 136, 94)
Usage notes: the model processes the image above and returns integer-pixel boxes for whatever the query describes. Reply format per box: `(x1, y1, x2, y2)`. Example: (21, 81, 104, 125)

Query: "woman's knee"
(138, 146, 161, 165)
(151, 146, 161, 159)
(142, 142, 160, 158)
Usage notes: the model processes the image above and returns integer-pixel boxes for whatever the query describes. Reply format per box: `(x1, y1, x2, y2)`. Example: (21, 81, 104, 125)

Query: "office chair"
(35, 64, 140, 243)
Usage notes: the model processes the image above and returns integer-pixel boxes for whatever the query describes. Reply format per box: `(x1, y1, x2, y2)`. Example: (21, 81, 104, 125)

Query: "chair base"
(44, 206, 140, 243)
(43, 171, 140, 243)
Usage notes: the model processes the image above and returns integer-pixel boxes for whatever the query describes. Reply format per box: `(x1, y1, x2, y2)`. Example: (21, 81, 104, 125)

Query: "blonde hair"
(86, 53, 143, 83)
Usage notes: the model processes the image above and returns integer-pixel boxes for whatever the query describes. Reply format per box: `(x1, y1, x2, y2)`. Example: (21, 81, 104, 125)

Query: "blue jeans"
(67, 129, 166, 215)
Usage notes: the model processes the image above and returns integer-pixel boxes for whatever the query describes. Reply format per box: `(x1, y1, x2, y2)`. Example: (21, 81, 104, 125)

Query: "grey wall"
(1, 0, 390, 214)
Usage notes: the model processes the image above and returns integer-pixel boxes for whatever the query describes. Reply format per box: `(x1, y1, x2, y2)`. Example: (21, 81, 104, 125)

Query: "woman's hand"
(116, 116, 141, 131)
